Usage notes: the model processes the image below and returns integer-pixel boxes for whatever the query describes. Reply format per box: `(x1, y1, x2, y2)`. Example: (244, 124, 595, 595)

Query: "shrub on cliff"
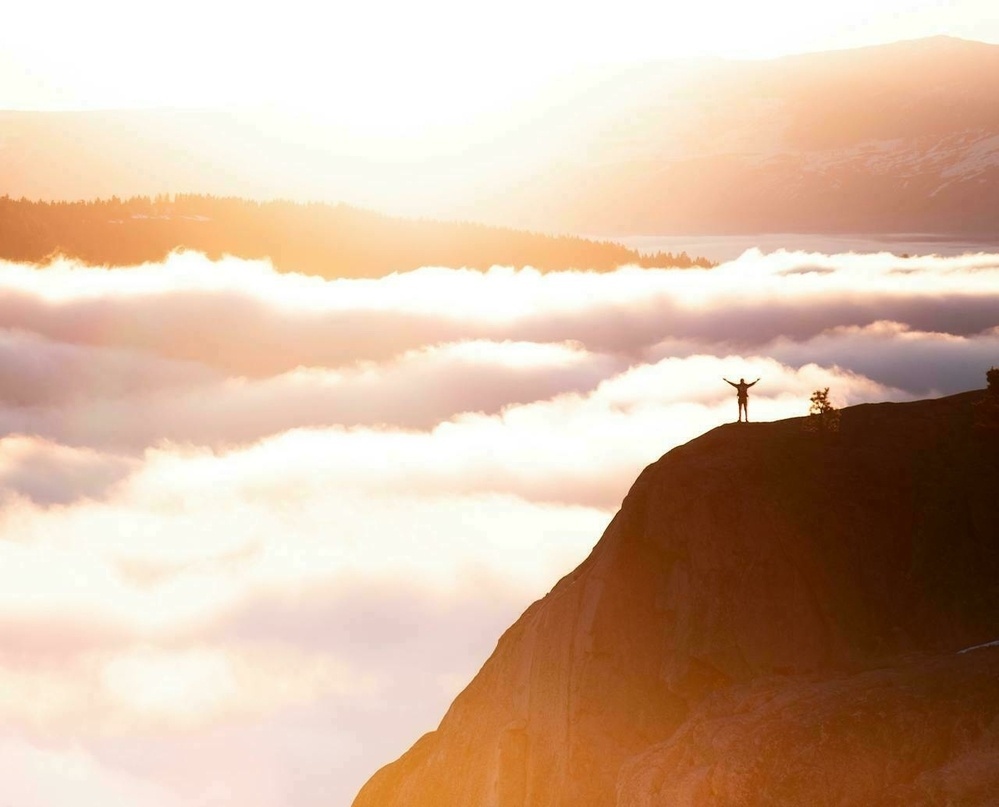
(974, 367, 999, 433)
(804, 387, 840, 434)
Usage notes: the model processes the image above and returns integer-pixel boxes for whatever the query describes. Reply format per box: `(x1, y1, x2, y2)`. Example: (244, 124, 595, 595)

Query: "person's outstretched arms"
(748, 378, 760, 387)
(723, 378, 737, 388)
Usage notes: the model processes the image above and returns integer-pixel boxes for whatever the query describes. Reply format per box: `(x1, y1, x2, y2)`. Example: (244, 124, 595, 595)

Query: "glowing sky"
(0, 248, 996, 805)
(2, 0, 998, 131)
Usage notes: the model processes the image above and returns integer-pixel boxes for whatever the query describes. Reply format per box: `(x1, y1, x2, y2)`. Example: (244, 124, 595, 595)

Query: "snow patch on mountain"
(939, 132, 999, 179)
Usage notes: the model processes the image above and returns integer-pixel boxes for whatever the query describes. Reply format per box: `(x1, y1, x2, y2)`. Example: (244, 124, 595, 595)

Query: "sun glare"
(4, 0, 998, 141)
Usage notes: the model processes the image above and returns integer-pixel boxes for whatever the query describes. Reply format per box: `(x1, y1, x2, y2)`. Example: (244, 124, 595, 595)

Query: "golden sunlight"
(3, 0, 999, 803)
(4, 0, 997, 134)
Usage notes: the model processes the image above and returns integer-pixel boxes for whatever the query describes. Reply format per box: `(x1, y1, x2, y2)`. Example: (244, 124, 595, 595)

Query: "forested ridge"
(0, 195, 712, 277)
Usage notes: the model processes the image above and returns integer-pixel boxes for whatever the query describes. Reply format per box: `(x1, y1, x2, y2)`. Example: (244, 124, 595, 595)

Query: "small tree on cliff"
(974, 367, 999, 433)
(805, 387, 840, 434)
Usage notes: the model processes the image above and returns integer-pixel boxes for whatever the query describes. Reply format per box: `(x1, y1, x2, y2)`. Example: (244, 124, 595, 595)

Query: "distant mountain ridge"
(353, 390, 999, 806)
(483, 36, 999, 234)
(3, 37, 998, 236)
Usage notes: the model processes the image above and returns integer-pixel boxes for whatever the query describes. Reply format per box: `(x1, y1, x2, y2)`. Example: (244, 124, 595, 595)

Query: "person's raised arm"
(748, 378, 760, 387)
(723, 378, 737, 388)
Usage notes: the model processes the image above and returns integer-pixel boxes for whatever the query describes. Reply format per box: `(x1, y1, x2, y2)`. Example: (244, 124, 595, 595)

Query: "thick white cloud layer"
(0, 735, 186, 807)
(0, 250, 995, 805)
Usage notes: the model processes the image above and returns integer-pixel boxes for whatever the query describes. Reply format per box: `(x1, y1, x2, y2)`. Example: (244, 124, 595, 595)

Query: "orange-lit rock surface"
(353, 391, 999, 807)
(618, 649, 999, 806)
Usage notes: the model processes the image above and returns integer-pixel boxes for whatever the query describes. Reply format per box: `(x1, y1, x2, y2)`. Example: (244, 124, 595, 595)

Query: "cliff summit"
(354, 390, 999, 807)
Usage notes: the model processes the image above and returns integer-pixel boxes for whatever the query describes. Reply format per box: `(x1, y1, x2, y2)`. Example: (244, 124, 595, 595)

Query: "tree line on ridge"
(0, 195, 714, 278)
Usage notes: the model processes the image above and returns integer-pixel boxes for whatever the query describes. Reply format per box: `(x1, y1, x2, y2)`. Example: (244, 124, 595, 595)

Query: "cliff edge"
(353, 391, 999, 806)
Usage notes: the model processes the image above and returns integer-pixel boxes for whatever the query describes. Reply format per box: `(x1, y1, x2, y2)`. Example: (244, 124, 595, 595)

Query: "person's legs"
(738, 400, 747, 422)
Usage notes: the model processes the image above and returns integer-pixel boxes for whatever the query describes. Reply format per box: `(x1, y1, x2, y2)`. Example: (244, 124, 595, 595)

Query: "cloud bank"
(0, 248, 995, 805)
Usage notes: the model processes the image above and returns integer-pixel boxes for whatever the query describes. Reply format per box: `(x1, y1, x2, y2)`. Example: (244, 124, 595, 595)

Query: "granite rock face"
(353, 391, 999, 807)
(617, 649, 999, 807)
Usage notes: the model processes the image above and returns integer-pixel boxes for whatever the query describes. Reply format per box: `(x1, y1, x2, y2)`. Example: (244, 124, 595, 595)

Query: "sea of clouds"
(0, 248, 996, 806)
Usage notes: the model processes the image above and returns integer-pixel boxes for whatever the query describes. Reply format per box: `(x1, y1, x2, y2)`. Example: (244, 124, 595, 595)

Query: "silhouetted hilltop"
(353, 390, 999, 806)
(0, 195, 710, 277)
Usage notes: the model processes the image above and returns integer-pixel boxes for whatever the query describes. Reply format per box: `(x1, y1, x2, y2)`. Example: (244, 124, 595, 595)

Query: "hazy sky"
(2, 0, 998, 130)
(0, 248, 996, 806)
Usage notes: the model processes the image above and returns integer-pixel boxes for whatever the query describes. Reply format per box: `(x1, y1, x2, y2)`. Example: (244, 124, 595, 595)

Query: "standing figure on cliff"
(724, 377, 759, 423)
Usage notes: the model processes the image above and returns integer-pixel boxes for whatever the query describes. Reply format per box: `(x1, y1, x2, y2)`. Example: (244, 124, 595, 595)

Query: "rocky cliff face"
(617, 650, 999, 806)
(352, 391, 999, 807)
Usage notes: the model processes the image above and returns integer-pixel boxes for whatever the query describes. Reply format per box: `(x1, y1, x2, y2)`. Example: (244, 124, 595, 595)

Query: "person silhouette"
(724, 377, 759, 423)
